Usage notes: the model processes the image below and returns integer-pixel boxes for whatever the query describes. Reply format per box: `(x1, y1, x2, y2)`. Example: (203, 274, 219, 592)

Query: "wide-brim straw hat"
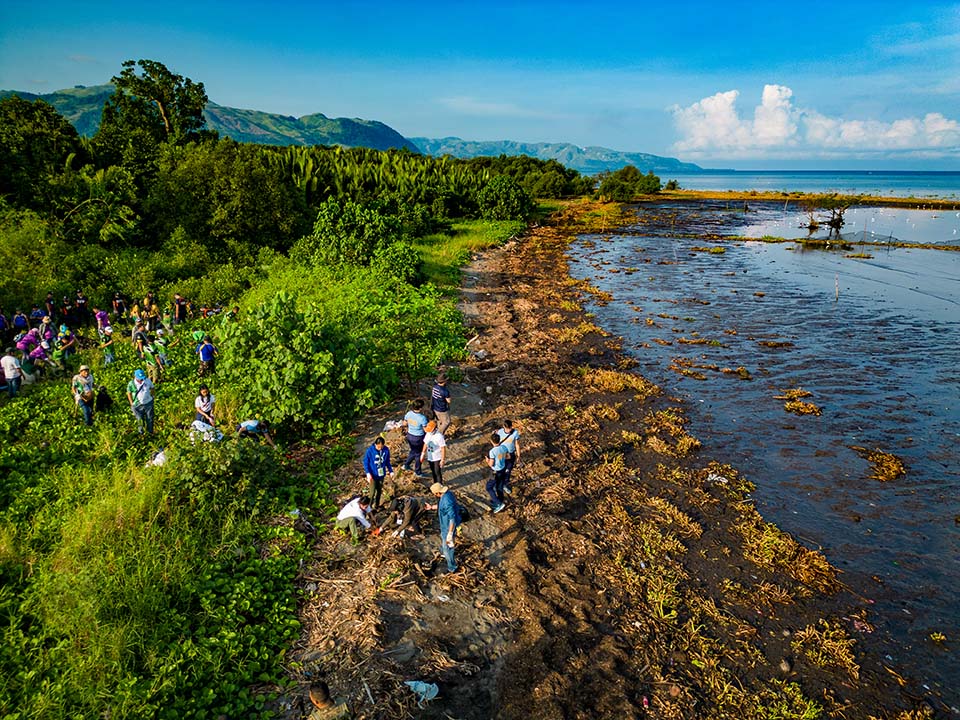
(430, 483, 448, 495)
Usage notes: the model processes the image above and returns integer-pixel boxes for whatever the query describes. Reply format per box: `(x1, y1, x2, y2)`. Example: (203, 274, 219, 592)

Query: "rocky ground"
(279, 204, 936, 720)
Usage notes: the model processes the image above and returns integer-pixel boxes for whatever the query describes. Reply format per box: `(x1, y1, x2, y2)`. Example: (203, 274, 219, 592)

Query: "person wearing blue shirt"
(401, 398, 428, 477)
(485, 432, 511, 513)
(496, 420, 521, 495)
(362, 436, 395, 509)
(428, 482, 461, 573)
(196, 336, 218, 377)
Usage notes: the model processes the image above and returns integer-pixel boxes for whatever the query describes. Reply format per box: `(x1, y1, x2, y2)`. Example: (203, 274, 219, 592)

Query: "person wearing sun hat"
(427, 482, 462, 573)
(71, 365, 96, 426)
(126, 368, 155, 434)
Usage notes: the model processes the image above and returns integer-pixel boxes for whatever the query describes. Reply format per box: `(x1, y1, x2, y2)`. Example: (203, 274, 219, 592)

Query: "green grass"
(414, 219, 524, 291)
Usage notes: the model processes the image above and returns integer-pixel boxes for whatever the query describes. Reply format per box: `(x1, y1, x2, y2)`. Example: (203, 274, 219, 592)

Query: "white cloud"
(670, 85, 960, 158)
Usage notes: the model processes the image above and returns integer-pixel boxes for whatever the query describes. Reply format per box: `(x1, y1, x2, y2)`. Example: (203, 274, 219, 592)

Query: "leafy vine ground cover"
(0, 219, 522, 719)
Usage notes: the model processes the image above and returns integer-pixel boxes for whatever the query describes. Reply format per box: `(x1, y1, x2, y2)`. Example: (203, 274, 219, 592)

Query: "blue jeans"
(79, 398, 93, 426)
(503, 456, 515, 491)
(486, 470, 507, 507)
(440, 537, 457, 572)
(133, 401, 155, 434)
(404, 434, 424, 473)
(6, 376, 20, 398)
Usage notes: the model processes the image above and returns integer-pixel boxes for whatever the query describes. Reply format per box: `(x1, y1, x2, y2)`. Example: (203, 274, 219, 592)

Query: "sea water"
(668, 170, 960, 199)
(569, 205, 960, 705)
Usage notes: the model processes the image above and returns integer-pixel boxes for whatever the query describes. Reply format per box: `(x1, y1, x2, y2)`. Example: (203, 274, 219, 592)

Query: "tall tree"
(102, 59, 208, 144)
(0, 96, 84, 210)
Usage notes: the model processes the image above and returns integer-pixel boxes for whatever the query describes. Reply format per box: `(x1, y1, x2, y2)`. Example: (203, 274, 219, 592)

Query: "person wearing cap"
(401, 398, 429, 477)
(44, 292, 56, 320)
(362, 436, 394, 510)
(335, 495, 373, 542)
(71, 365, 96, 426)
(420, 420, 447, 486)
(427, 483, 461, 573)
(39, 316, 55, 343)
(56, 324, 76, 359)
(1, 347, 23, 398)
(126, 369, 155, 434)
(485, 432, 511, 513)
(153, 328, 179, 368)
(99, 326, 115, 365)
(431, 372, 452, 435)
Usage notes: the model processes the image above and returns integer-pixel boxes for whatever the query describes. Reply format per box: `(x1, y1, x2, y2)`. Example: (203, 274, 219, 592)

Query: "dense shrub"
(477, 175, 535, 220)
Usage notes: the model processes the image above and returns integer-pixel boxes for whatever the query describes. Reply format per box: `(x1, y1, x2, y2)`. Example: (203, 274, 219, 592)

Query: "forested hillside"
(0, 83, 417, 151)
(0, 59, 595, 719)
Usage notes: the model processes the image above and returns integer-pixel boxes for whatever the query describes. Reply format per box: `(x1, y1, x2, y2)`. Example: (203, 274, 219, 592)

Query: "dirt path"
(282, 210, 933, 720)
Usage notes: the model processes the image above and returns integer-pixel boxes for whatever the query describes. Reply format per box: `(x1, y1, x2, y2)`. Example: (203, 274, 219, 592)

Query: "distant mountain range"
(2, 84, 701, 174)
(1, 84, 417, 152)
(410, 137, 701, 175)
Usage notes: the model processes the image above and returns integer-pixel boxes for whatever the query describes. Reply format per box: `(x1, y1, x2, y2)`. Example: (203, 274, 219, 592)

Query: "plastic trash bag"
(404, 680, 439, 706)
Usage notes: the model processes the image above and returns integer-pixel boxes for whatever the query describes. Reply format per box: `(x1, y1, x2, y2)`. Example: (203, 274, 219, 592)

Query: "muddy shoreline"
(282, 202, 936, 719)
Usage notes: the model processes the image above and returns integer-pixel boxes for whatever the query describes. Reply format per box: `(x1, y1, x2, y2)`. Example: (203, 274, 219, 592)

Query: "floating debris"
(850, 446, 907, 482)
(776, 388, 822, 416)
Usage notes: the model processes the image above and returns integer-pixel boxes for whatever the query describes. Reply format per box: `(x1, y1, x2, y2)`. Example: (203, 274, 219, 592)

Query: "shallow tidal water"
(569, 208, 960, 707)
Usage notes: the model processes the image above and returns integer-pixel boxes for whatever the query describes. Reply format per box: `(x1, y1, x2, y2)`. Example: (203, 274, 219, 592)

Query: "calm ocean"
(667, 170, 960, 199)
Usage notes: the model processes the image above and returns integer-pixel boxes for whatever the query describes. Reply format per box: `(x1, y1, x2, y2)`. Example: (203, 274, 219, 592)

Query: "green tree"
(103, 59, 208, 144)
(292, 198, 401, 267)
(0, 96, 85, 211)
(477, 175, 534, 220)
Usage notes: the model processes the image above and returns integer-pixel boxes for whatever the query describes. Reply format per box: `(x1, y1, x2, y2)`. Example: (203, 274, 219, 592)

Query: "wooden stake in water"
(835, 274, 839, 302)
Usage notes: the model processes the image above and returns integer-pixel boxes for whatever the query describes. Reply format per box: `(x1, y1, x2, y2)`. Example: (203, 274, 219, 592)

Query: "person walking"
(496, 419, 521, 495)
(335, 495, 373, 542)
(428, 483, 462, 573)
(362, 436, 395, 510)
(431, 372, 452, 434)
(194, 384, 216, 426)
(71, 365, 96, 426)
(99, 326, 115, 365)
(126, 368, 155, 434)
(485, 432, 511, 513)
(420, 420, 447, 486)
(2, 348, 23, 398)
(196, 336, 218, 377)
(401, 398, 428, 478)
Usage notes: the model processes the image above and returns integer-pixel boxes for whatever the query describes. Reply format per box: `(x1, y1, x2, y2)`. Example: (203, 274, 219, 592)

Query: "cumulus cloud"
(671, 84, 960, 158)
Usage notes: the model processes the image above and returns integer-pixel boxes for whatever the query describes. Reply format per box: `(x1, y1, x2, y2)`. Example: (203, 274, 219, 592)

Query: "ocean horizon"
(667, 169, 960, 199)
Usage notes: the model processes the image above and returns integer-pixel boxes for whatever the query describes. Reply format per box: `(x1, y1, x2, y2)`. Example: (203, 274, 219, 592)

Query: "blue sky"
(1, 0, 958, 169)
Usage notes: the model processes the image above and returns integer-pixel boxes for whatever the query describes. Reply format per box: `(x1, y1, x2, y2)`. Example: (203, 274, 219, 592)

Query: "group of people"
(336, 371, 522, 575)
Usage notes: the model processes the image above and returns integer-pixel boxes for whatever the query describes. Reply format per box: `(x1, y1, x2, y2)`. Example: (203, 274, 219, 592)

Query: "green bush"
(477, 175, 535, 220)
